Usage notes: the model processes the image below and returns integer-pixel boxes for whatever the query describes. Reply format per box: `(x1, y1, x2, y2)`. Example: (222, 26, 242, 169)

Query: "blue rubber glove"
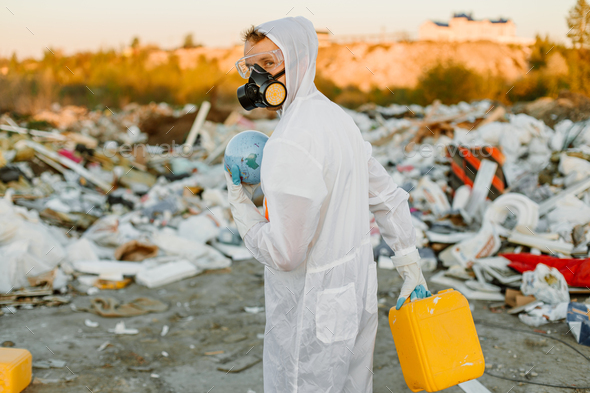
(227, 164, 260, 199)
(229, 164, 241, 185)
(396, 285, 432, 310)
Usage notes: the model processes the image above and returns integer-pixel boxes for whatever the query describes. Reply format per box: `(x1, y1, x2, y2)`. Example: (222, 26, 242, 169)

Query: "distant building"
(419, 13, 534, 45)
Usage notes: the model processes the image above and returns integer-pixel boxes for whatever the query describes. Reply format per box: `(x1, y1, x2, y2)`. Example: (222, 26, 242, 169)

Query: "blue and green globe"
(224, 130, 269, 185)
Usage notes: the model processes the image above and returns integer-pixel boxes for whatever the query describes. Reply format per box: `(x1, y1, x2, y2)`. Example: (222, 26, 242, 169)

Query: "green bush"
(416, 62, 485, 105)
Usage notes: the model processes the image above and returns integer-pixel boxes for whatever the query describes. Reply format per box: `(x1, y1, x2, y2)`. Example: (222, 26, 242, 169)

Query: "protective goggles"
(235, 49, 284, 79)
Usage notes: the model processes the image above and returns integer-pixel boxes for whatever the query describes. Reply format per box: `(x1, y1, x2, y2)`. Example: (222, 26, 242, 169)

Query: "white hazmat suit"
(229, 16, 419, 393)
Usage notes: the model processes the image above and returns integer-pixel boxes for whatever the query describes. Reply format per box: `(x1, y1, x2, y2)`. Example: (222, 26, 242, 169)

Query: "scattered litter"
(505, 288, 536, 309)
(97, 341, 110, 351)
(32, 359, 67, 369)
(520, 263, 570, 304)
(85, 296, 168, 317)
(504, 253, 590, 287)
(439, 223, 500, 268)
(204, 350, 224, 356)
(87, 287, 100, 296)
(2, 95, 590, 361)
(378, 255, 395, 270)
(135, 260, 200, 288)
(244, 306, 264, 314)
(33, 375, 77, 384)
(517, 302, 569, 326)
(108, 321, 139, 335)
(114, 240, 158, 261)
(84, 319, 99, 328)
(430, 271, 504, 301)
(462, 159, 498, 224)
(458, 379, 492, 393)
(567, 302, 590, 346)
(217, 354, 262, 373)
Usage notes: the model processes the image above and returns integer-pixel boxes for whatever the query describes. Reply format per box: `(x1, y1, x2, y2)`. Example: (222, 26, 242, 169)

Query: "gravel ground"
(2, 258, 589, 393)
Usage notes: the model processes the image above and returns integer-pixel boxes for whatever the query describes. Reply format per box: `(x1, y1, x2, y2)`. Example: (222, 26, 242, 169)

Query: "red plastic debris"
(502, 253, 590, 288)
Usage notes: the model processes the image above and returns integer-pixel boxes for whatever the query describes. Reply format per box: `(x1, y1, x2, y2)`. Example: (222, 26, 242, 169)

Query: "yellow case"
(388, 289, 484, 392)
(0, 348, 32, 393)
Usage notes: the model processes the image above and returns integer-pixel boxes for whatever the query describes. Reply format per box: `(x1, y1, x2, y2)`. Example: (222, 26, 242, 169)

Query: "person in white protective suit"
(225, 16, 431, 393)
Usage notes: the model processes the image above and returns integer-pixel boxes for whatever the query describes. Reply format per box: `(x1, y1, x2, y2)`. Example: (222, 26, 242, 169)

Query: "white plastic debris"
(508, 231, 574, 255)
(0, 197, 66, 293)
(211, 241, 252, 261)
(151, 229, 209, 260)
(109, 322, 139, 335)
(135, 260, 200, 288)
(458, 378, 492, 393)
(518, 302, 569, 327)
(178, 213, 222, 244)
(462, 159, 497, 224)
(87, 287, 100, 295)
(377, 255, 395, 270)
(521, 263, 570, 304)
(484, 193, 539, 237)
(66, 238, 100, 263)
(245, 306, 264, 314)
(97, 341, 110, 351)
(439, 223, 500, 268)
(84, 319, 99, 328)
(414, 177, 451, 217)
(547, 194, 590, 230)
(73, 260, 146, 277)
(452, 185, 471, 211)
(559, 153, 590, 182)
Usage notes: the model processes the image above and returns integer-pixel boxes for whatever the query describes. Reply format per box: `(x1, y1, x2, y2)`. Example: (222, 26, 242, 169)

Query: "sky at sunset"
(1, 0, 575, 59)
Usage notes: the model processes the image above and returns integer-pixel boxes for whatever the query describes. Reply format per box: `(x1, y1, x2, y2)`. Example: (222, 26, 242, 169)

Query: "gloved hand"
(225, 164, 267, 238)
(392, 249, 431, 310)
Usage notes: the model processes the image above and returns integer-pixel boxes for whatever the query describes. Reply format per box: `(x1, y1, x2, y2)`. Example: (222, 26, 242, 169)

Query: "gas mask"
(237, 64, 287, 111)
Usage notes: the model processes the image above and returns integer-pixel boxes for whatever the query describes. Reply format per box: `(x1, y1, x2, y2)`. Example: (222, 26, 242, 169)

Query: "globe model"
(224, 130, 269, 185)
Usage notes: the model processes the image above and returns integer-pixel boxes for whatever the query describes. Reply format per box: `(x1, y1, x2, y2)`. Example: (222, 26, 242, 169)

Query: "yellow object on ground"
(388, 289, 484, 392)
(0, 348, 32, 393)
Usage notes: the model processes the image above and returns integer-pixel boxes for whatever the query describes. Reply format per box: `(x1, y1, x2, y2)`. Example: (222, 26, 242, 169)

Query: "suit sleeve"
(244, 138, 327, 271)
(365, 141, 417, 255)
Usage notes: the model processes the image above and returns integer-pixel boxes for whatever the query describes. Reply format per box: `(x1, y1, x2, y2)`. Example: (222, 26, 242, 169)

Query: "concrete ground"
(2, 258, 589, 393)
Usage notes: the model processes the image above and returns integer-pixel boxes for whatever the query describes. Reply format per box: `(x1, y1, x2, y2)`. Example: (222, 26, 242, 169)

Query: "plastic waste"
(521, 263, 570, 304)
(135, 260, 200, 288)
(178, 213, 222, 244)
(567, 302, 590, 347)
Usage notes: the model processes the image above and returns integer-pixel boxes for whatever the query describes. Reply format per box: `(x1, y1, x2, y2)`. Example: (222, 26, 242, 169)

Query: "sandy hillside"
(147, 41, 531, 91)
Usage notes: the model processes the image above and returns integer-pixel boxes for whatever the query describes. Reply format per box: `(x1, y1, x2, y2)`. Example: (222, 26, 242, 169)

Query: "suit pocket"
(315, 282, 359, 344)
(365, 262, 378, 314)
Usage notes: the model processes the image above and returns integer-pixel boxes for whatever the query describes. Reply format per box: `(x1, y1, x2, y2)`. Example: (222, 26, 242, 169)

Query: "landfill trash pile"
(1, 97, 589, 345)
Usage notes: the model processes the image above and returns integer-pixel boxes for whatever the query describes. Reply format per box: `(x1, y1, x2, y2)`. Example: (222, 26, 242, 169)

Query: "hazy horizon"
(1, 0, 575, 60)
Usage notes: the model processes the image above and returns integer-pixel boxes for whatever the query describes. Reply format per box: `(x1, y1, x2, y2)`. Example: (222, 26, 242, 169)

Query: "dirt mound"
(513, 90, 590, 127)
(148, 41, 531, 92)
